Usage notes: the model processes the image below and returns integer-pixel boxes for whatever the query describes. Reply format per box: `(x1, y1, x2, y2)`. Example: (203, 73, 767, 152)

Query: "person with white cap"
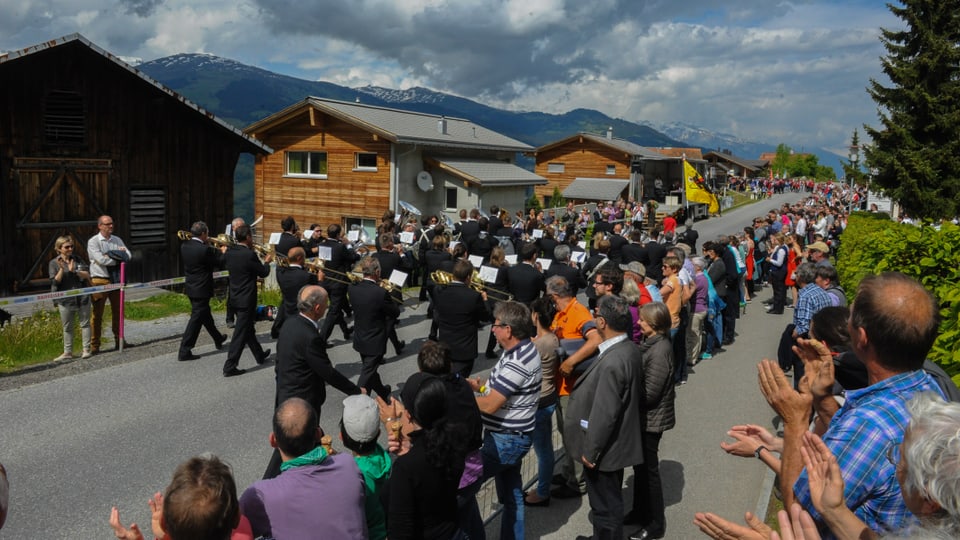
(341, 394, 391, 540)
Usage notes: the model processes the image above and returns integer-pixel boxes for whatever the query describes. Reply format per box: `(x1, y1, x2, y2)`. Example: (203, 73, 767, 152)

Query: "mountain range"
(137, 53, 843, 215)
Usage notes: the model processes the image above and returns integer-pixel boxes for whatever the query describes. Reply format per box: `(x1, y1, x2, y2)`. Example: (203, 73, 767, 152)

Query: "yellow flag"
(683, 160, 719, 214)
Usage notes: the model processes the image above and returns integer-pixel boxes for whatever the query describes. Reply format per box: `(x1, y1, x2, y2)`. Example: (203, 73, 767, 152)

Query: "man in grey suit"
(565, 294, 646, 540)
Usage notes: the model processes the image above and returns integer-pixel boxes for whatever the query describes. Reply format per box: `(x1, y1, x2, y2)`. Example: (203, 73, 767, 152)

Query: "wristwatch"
(754, 445, 768, 459)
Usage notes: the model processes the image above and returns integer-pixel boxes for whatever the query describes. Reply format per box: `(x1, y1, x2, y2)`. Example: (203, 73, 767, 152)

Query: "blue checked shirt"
(793, 283, 833, 335)
(794, 370, 946, 538)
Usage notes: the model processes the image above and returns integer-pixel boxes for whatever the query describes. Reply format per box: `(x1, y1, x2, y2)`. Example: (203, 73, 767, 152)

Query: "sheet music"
(532, 228, 544, 239)
(505, 254, 518, 265)
(318, 246, 333, 261)
(537, 258, 552, 271)
(399, 231, 415, 244)
(268, 232, 282, 245)
(468, 255, 484, 268)
(347, 230, 360, 242)
(571, 251, 587, 264)
(478, 265, 498, 283)
(389, 269, 408, 288)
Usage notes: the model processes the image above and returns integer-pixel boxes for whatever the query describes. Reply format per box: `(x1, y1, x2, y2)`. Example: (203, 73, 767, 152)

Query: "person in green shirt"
(341, 394, 392, 540)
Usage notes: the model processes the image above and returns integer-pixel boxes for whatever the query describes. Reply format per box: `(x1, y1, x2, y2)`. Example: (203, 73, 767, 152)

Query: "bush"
(837, 213, 960, 380)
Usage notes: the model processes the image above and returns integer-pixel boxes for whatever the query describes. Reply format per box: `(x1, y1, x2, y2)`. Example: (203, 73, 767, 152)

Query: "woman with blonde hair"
(48, 235, 93, 360)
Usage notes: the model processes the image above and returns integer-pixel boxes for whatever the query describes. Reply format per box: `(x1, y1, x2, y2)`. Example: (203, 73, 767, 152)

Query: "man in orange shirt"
(548, 275, 603, 499)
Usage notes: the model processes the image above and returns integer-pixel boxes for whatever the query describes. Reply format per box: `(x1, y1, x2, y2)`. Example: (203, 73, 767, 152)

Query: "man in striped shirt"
(469, 301, 542, 540)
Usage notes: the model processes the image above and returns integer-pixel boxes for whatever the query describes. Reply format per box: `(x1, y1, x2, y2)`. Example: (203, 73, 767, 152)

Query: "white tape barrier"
(0, 271, 230, 308)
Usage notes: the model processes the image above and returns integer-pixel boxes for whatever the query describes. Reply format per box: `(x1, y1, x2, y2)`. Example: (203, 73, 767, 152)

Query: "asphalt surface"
(0, 191, 805, 539)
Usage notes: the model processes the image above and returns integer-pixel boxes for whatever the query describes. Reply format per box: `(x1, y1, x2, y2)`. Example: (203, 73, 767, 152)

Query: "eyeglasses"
(593, 281, 607, 286)
(491, 323, 510, 329)
(886, 441, 902, 468)
(100, 222, 114, 226)
(62, 245, 74, 249)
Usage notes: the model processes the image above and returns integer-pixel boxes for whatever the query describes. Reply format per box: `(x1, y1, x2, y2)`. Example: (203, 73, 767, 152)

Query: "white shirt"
(87, 232, 128, 279)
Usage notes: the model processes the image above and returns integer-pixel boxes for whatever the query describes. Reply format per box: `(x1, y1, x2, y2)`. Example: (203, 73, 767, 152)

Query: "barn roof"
(0, 33, 272, 155)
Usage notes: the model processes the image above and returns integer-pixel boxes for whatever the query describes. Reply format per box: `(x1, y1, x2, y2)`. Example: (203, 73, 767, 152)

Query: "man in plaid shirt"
(761, 272, 946, 538)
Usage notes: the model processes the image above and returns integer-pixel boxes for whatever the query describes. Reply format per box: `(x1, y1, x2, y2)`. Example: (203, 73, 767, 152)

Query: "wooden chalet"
(0, 34, 271, 294)
(529, 130, 709, 204)
(244, 97, 545, 240)
(703, 150, 769, 181)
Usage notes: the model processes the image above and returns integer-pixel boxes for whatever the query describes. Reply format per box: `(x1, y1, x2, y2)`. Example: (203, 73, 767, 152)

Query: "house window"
(286, 151, 328, 177)
(547, 162, 565, 174)
(354, 152, 378, 171)
(606, 164, 616, 175)
(128, 188, 166, 246)
(445, 188, 457, 210)
(44, 90, 85, 146)
(344, 217, 377, 246)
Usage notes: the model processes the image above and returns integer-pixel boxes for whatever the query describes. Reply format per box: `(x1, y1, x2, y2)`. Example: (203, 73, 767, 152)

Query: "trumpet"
(252, 242, 274, 262)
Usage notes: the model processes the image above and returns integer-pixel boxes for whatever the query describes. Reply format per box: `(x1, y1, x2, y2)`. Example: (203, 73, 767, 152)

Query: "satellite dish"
(416, 171, 434, 192)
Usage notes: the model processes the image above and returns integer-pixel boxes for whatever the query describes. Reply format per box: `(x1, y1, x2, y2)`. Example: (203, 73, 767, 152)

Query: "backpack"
(495, 235, 516, 256)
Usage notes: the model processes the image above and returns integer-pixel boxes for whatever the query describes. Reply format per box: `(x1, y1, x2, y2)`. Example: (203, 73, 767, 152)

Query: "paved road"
(0, 192, 804, 539)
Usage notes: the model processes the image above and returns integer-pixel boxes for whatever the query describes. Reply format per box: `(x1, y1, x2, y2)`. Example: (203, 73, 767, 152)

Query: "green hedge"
(837, 213, 960, 379)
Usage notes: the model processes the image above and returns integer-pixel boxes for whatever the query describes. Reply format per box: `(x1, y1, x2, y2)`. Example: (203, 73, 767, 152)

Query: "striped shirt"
(482, 339, 542, 433)
(793, 283, 833, 335)
(794, 370, 946, 538)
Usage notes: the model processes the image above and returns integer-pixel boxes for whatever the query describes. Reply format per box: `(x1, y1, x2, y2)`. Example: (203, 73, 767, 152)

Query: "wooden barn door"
(12, 157, 111, 290)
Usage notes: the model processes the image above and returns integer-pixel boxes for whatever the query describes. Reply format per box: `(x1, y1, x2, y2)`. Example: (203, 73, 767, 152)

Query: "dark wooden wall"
(0, 40, 255, 294)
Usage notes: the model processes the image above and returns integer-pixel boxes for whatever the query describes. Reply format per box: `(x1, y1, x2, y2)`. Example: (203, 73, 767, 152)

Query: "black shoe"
(214, 333, 228, 350)
(767, 310, 784, 315)
(550, 485, 584, 499)
(428, 335, 438, 342)
(721, 339, 734, 346)
(226, 320, 235, 329)
(270, 331, 280, 339)
(485, 350, 498, 359)
(629, 528, 664, 540)
(178, 353, 200, 361)
(551, 474, 566, 486)
(257, 349, 271, 365)
(395, 341, 406, 355)
(343, 327, 354, 340)
(223, 368, 246, 377)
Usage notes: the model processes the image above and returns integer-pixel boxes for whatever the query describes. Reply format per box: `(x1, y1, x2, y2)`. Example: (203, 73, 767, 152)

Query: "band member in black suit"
(459, 208, 481, 246)
(225, 216, 245, 329)
(621, 229, 649, 266)
(302, 222, 324, 258)
(546, 244, 587, 298)
(488, 205, 503, 234)
(536, 227, 559, 262)
(467, 217, 496, 263)
(178, 221, 228, 361)
(645, 229, 668, 283)
(607, 223, 629, 264)
(424, 234, 452, 336)
(434, 259, 490, 378)
(417, 215, 440, 302)
(318, 224, 357, 344)
(481, 246, 511, 358)
(372, 233, 412, 355)
(263, 284, 363, 479)
(507, 242, 545, 305)
(275, 215, 301, 259)
(348, 257, 398, 399)
(270, 247, 318, 339)
(223, 225, 272, 377)
(582, 237, 611, 311)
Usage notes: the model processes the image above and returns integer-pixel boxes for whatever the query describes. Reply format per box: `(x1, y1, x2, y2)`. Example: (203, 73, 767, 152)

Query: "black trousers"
(319, 287, 351, 342)
(179, 296, 219, 357)
(722, 290, 738, 343)
(585, 466, 625, 540)
(223, 305, 266, 373)
(631, 431, 665, 536)
(358, 353, 389, 399)
(770, 271, 787, 313)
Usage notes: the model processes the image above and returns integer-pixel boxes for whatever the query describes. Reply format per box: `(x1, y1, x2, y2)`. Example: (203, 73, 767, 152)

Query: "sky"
(0, 0, 900, 155)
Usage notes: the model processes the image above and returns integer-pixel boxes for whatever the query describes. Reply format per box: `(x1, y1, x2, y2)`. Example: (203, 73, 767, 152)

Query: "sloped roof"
(532, 132, 668, 160)
(703, 151, 769, 172)
(562, 178, 630, 201)
(0, 33, 272, 155)
(430, 158, 547, 187)
(246, 97, 532, 152)
(650, 147, 703, 160)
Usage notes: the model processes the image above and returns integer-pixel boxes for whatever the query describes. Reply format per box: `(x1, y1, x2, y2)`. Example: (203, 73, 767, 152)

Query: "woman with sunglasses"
(48, 235, 93, 360)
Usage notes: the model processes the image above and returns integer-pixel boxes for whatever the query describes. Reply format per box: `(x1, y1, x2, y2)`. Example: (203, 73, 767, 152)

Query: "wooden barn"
(244, 97, 545, 241)
(0, 34, 271, 295)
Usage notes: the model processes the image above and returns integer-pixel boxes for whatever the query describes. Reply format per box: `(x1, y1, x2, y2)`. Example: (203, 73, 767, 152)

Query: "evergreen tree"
(864, 0, 960, 219)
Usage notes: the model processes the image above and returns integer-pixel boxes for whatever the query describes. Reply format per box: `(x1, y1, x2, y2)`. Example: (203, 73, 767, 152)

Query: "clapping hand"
(721, 424, 783, 457)
(693, 510, 771, 540)
(758, 360, 812, 426)
(109, 507, 146, 540)
(800, 431, 846, 517)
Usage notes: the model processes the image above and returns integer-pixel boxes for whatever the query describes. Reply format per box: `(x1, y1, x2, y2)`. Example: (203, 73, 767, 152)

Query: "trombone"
(304, 258, 363, 287)
(176, 230, 235, 248)
(430, 270, 514, 301)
